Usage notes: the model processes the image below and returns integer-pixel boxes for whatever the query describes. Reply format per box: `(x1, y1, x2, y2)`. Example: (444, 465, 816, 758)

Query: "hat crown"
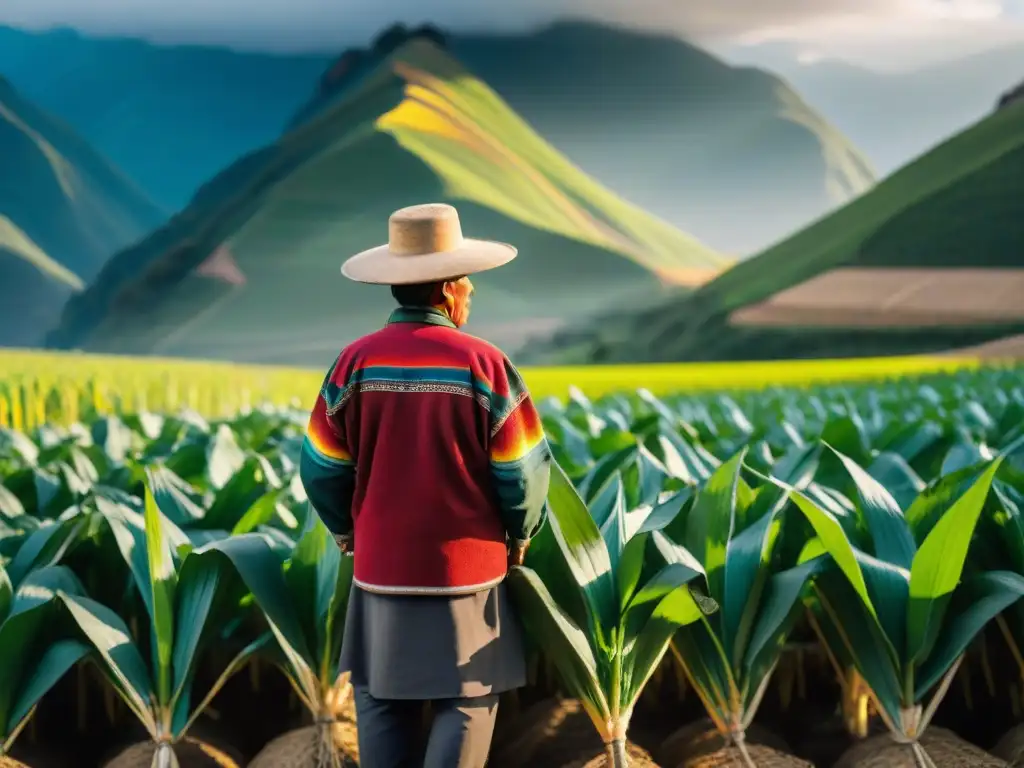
(388, 203, 464, 256)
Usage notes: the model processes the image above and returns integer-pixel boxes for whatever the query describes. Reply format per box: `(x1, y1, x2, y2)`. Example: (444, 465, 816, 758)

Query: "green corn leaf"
(0, 566, 85, 736)
(193, 534, 316, 699)
(324, 554, 355, 685)
(905, 463, 987, 546)
(144, 482, 178, 707)
(621, 585, 706, 708)
(853, 550, 910, 661)
(169, 551, 222, 707)
(546, 460, 616, 649)
(684, 449, 748, 611)
(598, 479, 629, 573)
(578, 446, 636, 503)
(286, 516, 339, 666)
(5, 638, 89, 739)
(779, 484, 877, 621)
(915, 570, 1024, 699)
(812, 570, 903, 723)
(507, 566, 609, 729)
(58, 592, 157, 735)
(205, 425, 246, 490)
(906, 458, 1003, 666)
(868, 453, 926, 513)
(829, 447, 916, 569)
(0, 565, 10, 624)
(4, 515, 85, 587)
(743, 557, 827, 683)
(146, 466, 205, 526)
(723, 488, 788, 670)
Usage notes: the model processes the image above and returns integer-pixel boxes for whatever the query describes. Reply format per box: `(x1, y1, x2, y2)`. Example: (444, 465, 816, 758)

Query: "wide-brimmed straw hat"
(341, 203, 517, 285)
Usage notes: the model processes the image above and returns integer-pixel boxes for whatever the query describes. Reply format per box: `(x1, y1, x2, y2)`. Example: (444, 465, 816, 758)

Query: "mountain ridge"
(0, 75, 164, 346)
(45, 38, 723, 366)
(1, 20, 875, 256)
(528, 100, 1024, 364)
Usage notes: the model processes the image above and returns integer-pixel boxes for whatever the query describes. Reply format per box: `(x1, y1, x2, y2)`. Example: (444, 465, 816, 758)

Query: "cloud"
(2, 0, 1022, 65)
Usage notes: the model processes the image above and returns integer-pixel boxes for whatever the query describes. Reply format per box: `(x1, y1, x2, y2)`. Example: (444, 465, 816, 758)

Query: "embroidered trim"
(325, 384, 354, 416)
(490, 390, 530, 437)
(358, 380, 476, 398)
(353, 574, 506, 595)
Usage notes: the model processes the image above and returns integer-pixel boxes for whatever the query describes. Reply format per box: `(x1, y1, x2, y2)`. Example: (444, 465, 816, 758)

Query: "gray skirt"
(339, 581, 527, 701)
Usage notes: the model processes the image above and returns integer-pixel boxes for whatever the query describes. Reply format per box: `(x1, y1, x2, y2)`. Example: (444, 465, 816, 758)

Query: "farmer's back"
(300, 203, 551, 768)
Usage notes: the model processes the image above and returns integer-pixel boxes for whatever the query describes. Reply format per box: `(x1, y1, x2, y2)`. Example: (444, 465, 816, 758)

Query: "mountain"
(0, 25, 329, 210)
(297, 21, 877, 257)
(528, 100, 1024, 364)
(0, 76, 164, 346)
(770, 43, 1024, 177)
(45, 39, 726, 367)
(1, 21, 875, 255)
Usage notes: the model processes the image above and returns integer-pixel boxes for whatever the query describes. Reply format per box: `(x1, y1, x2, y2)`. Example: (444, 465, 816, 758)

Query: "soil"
(564, 741, 660, 767)
(834, 727, 1009, 768)
(656, 718, 791, 766)
(729, 267, 1024, 328)
(992, 723, 1024, 765)
(248, 722, 360, 768)
(676, 743, 814, 768)
(102, 739, 239, 768)
(489, 698, 602, 767)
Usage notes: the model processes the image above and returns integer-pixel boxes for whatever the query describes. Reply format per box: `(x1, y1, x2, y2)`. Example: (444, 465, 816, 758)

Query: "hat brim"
(341, 239, 517, 285)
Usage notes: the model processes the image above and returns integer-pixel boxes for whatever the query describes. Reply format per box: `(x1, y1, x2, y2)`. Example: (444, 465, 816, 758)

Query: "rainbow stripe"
(304, 395, 353, 466)
(490, 401, 546, 464)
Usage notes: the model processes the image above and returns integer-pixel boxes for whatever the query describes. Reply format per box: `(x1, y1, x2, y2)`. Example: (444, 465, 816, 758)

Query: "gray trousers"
(354, 685, 499, 768)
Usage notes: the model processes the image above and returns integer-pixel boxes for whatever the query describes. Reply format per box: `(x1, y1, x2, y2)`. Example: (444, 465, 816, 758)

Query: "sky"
(2, 0, 1023, 70)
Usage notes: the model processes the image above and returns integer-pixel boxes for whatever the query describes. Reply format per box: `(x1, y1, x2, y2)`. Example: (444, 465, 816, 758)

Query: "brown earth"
(947, 333, 1024, 359)
(729, 268, 1024, 328)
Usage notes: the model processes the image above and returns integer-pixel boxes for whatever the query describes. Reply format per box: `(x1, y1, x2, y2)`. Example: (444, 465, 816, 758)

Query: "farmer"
(299, 203, 551, 768)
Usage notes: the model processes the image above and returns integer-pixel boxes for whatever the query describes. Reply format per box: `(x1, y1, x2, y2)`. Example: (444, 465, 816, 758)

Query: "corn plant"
(509, 460, 716, 767)
(783, 451, 1024, 765)
(192, 515, 355, 766)
(0, 563, 88, 757)
(56, 480, 269, 766)
(662, 446, 826, 765)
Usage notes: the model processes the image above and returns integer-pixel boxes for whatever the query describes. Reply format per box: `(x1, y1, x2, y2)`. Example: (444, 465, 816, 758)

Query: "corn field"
(0, 349, 983, 430)
(1, 358, 1023, 767)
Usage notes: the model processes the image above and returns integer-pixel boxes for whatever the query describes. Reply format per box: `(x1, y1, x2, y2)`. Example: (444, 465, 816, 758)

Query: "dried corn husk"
(834, 727, 1007, 768)
(0, 757, 30, 768)
(248, 722, 359, 768)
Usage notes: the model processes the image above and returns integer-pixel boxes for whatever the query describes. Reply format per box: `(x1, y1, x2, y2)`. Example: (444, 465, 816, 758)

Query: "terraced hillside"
(531, 100, 1024, 364)
(46, 39, 726, 367)
(0, 76, 164, 347)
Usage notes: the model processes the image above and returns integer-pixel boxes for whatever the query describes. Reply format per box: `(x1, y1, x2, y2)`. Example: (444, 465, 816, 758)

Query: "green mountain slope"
(299, 22, 877, 256)
(531, 101, 1024, 364)
(770, 43, 1024, 177)
(46, 40, 726, 367)
(0, 76, 164, 346)
(2, 21, 875, 256)
(0, 25, 328, 210)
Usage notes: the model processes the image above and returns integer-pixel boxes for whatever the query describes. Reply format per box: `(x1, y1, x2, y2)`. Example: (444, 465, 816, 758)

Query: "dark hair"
(391, 282, 443, 307)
